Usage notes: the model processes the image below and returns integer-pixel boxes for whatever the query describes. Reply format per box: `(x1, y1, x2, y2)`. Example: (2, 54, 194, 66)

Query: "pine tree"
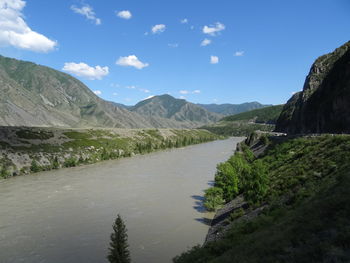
(107, 214, 131, 263)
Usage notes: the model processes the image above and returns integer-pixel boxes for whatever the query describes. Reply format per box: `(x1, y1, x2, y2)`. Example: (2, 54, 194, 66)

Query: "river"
(0, 137, 243, 263)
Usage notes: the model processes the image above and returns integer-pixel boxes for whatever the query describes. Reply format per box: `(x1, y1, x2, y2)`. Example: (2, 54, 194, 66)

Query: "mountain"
(0, 55, 151, 128)
(130, 94, 223, 128)
(276, 41, 350, 134)
(198, 102, 270, 115)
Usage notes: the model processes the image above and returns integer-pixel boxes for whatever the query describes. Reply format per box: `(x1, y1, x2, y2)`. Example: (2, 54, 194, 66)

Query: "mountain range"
(0, 54, 270, 129)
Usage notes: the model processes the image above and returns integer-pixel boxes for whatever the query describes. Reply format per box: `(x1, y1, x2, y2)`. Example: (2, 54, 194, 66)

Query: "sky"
(0, 0, 349, 105)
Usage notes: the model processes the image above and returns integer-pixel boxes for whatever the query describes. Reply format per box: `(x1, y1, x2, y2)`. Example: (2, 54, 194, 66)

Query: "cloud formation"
(151, 24, 166, 34)
(203, 22, 225, 36)
(116, 55, 149, 69)
(179, 90, 189, 94)
(210, 55, 219, 64)
(93, 90, 102, 95)
(71, 4, 101, 25)
(116, 10, 132, 19)
(193, 90, 201, 94)
(62, 62, 109, 80)
(139, 88, 150, 93)
(168, 43, 179, 48)
(180, 18, 188, 24)
(0, 0, 57, 52)
(234, 51, 244, 56)
(200, 38, 211, 47)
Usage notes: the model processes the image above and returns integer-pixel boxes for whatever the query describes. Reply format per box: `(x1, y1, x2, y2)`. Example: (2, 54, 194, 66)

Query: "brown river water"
(0, 137, 243, 263)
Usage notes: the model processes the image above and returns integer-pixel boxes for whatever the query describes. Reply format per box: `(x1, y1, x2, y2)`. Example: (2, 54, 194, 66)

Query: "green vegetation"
(107, 214, 131, 263)
(16, 129, 54, 140)
(201, 105, 283, 136)
(201, 122, 274, 136)
(175, 135, 350, 263)
(222, 104, 284, 124)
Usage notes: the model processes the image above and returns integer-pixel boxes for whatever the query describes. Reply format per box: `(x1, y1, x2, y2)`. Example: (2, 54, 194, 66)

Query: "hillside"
(222, 104, 284, 124)
(174, 135, 350, 263)
(198, 102, 270, 116)
(0, 55, 151, 128)
(200, 105, 282, 136)
(131, 94, 223, 128)
(276, 41, 350, 134)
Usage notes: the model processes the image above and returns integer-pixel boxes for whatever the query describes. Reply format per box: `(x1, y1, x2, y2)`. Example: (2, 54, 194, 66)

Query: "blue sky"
(0, 0, 349, 105)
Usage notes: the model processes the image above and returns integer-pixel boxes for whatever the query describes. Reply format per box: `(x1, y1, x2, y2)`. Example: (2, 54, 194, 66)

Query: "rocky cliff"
(275, 41, 350, 134)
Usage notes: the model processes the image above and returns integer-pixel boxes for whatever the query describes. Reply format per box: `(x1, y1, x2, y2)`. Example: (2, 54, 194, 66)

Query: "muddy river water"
(0, 137, 243, 263)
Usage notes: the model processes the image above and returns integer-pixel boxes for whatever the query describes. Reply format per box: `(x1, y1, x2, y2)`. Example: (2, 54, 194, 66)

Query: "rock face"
(131, 94, 223, 128)
(275, 41, 350, 134)
(0, 55, 151, 128)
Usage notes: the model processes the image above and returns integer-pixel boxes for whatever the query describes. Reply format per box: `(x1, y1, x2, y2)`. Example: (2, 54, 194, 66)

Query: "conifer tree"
(107, 214, 131, 263)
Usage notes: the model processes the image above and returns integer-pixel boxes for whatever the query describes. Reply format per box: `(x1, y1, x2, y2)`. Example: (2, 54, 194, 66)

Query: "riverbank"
(0, 126, 222, 178)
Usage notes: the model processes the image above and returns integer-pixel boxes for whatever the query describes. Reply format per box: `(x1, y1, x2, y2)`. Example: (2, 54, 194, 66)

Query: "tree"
(243, 160, 269, 205)
(214, 162, 239, 201)
(107, 214, 131, 263)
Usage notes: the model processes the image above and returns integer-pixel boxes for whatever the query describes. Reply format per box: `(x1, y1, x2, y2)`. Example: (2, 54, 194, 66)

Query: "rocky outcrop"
(275, 41, 350, 134)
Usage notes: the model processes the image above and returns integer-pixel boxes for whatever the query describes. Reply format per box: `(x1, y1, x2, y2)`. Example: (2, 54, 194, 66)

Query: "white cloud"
(116, 55, 149, 69)
(210, 55, 219, 64)
(234, 51, 244, 56)
(200, 38, 211, 47)
(116, 10, 132, 20)
(168, 43, 179, 48)
(179, 90, 189, 94)
(139, 88, 150, 93)
(179, 96, 186, 99)
(71, 4, 101, 25)
(203, 22, 225, 36)
(151, 24, 166, 34)
(190, 25, 195, 30)
(180, 18, 188, 24)
(62, 62, 109, 80)
(126, 85, 136, 89)
(193, 90, 201, 94)
(0, 0, 57, 52)
(142, 95, 154, 101)
(112, 92, 118, 96)
(93, 90, 102, 95)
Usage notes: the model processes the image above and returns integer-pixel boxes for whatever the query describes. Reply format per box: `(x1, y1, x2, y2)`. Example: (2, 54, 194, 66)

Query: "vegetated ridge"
(222, 104, 284, 124)
(276, 41, 350, 134)
(200, 105, 283, 136)
(197, 102, 271, 116)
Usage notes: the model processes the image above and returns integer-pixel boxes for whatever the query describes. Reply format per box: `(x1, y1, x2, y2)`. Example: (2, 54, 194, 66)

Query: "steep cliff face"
(275, 41, 350, 134)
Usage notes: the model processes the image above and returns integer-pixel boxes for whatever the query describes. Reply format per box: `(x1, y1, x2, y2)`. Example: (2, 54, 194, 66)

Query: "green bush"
(204, 187, 225, 211)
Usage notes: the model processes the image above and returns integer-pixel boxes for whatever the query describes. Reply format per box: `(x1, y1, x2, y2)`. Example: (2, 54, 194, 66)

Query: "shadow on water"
(191, 195, 206, 213)
(207, 180, 215, 187)
(194, 217, 212, 226)
(192, 195, 213, 226)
